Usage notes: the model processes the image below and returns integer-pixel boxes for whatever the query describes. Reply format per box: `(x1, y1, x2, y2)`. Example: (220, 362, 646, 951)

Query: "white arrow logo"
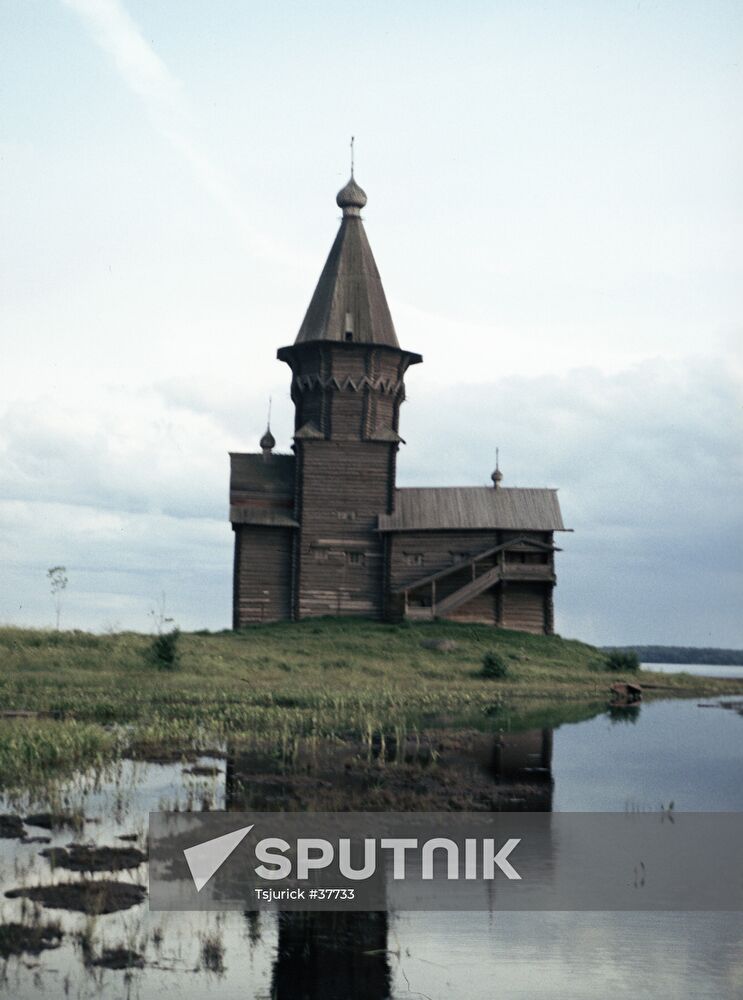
(184, 825, 254, 892)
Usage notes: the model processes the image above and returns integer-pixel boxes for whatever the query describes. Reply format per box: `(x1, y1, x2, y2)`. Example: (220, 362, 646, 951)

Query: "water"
(643, 661, 743, 680)
(1, 696, 742, 999)
(396, 698, 743, 1000)
(552, 696, 743, 811)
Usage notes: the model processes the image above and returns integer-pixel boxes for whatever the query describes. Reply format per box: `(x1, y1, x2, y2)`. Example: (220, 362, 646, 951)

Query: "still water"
(642, 661, 743, 680)
(1, 695, 741, 999)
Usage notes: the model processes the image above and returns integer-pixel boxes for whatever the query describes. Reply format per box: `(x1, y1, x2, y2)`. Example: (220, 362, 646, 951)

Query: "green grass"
(0, 619, 740, 789)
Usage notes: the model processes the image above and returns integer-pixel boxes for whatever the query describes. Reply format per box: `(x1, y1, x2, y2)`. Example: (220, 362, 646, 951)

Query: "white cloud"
(59, 0, 289, 263)
(0, 379, 293, 520)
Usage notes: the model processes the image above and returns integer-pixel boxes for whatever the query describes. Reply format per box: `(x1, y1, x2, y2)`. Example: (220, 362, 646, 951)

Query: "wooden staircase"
(394, 532, 558, 621)
(433, 565, 502, 616)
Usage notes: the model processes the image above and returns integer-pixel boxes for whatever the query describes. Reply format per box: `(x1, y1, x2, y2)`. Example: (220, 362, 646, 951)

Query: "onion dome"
(260, 427, 275, 452)
(491, 449, 503, 488)
(336, 177, 367, 216)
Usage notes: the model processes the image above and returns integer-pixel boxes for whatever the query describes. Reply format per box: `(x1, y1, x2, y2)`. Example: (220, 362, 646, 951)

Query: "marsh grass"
(0, 720, 117, 788)
(0, 620, 739, 791)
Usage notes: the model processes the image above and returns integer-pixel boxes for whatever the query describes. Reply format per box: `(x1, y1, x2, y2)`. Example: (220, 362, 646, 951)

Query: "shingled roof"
(378, 488, 566, 532)
(229, 453, 297, 528)
(229, 453, 295, 493)
(293, 177, 400, 349)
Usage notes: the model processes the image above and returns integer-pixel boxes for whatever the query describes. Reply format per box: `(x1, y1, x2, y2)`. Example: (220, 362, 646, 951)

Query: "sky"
(1, 0, 741, 645)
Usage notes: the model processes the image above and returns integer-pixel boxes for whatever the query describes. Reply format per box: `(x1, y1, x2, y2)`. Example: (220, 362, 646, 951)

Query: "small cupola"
(260, 399, 275, 460)
(336, 177, 367, 217)
(260, 427, 275, 461)
(491, 449, 503, 489)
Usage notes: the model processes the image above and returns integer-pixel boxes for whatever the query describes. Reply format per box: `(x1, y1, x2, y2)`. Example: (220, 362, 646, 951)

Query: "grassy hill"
(1, 619, 740, 788)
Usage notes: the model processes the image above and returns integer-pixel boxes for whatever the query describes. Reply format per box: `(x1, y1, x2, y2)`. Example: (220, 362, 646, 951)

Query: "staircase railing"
(394, 533, 557, 619)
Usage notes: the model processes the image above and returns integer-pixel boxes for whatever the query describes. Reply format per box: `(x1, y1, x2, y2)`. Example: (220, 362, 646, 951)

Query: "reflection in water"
(607, 704, 641, 724)
(491, 729, 554, 810)
(225, 728, 555, 997)
(1, 697, 742, 998)
(272, 912, 390, 1000)
(226, 748, 393, 999)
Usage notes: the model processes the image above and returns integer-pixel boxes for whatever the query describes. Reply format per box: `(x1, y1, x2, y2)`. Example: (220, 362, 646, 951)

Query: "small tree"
(151, 628, 181, 670)
(47, 566, 68, 631)
(149, 592, 180, 670)
(480, 651, 509, 679)
(605, 650, 640, 672)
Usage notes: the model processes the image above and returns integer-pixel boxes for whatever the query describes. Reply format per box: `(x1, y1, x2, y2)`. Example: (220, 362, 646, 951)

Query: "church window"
(347, 552, 365, 565)
(404, 553, 424, 566)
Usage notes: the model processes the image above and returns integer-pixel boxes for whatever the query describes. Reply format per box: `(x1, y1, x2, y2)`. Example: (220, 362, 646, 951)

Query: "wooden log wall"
(233, 525, 293, 626)
(445, 589, 497, 624)
(501, 582, 549, 634)
(294, 440, 395, 618)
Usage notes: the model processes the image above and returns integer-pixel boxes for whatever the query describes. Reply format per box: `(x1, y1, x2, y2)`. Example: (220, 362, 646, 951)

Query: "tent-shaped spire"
(294, 178, 400, 349)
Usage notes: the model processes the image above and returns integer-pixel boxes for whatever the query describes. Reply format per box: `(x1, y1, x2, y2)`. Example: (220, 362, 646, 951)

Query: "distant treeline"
(603, 646, 743, 666)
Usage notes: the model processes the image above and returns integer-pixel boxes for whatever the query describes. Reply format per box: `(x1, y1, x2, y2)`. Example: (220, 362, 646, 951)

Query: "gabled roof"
(293, 177, 400, 349)
(378, 487, 566, 532)
(229, 453, 295, 494)
(229, 453, 296, 529)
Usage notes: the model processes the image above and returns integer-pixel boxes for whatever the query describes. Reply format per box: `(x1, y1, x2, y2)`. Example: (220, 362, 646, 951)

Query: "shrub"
(605, 650, 639, 672)
(480, 651, 509, 679)
(151, 629, 180, 670)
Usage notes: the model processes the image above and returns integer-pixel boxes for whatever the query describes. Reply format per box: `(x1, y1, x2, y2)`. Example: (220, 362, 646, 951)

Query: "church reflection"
(270, 911, 390, 1000)
(225, 728, 554, 999)
(226, 751, 392, 999)
(490, 729, 554, 811)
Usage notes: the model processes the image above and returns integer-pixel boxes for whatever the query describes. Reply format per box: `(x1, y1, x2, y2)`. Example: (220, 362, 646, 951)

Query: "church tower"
(276, 176, 421, 618)
(230, 170, 565, 632)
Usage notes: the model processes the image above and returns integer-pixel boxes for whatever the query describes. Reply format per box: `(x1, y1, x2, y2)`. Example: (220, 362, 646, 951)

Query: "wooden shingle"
(378, 487, 565, 532)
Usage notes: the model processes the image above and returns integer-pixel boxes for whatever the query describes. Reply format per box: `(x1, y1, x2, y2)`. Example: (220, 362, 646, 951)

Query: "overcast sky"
(1, 0, 741, 645)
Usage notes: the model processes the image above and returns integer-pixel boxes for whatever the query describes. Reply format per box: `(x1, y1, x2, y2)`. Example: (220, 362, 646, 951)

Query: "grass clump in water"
(0, 721, 117, 789)
(200, 928, 225, 974)
(0, 920, 63, 958)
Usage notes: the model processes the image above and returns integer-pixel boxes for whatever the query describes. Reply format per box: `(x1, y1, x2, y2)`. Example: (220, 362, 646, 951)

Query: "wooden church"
(229, 175, 567, 633)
